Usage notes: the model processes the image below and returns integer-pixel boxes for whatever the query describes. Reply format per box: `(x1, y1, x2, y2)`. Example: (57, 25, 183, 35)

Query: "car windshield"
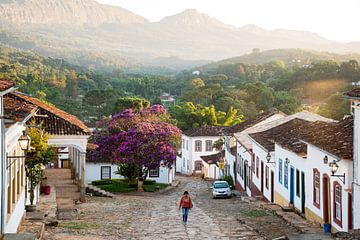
(213, 182, 229, 188)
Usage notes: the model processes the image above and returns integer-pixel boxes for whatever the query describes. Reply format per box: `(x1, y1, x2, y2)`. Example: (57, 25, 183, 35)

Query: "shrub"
(143, 180, 156, 185)
(92, 179, 113, 186)
(223, 175, 234, 190)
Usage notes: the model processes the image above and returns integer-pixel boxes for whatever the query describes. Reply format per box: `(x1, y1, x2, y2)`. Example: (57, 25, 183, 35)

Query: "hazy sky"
(96, 0, 359, 42)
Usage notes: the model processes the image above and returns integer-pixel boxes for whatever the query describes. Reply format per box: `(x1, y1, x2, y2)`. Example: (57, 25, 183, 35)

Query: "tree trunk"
(137, 180, 144, 192)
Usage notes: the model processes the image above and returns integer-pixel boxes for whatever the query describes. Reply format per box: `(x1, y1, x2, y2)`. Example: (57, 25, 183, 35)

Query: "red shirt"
(179, 196, 193, 208)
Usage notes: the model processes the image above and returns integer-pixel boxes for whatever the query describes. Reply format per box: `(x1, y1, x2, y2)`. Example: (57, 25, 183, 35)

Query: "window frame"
(333, 181, 342, 227)
(265, 165, 269, 189)
(205, 140, 213, 152)
(149, 168, 160, 178)
(195, 140, 202, 152)
(284, 160, 289, 189)
(100, 166, 112, 180)
(296, 169, 300, 197)
(313, 168, 320, 209)
(278, 159, 283, 184)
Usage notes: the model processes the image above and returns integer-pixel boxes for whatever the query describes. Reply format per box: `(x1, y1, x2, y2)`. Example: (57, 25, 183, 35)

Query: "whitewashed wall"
(85, 163, 174, 184)
(224, 136, 236, 181)
(305, 145, 352, 232)
(274, 144, 307, 210)
(252, 142, 275, 202)
(5, 191, 25, 233)
(85, 163, 119, 183)
(352, 103, 360, 229)
(236, 142, 252, 196)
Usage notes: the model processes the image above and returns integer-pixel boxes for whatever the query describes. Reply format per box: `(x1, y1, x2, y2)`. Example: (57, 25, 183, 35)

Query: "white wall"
(252, 142, 275, 202)
(224, 136, 235, 180)
(85, 163, 174, 184)
(274, 144, 307, 210)
(305, 145, 352, 232)
(5, 191, 25, 233)
(352, 102, 360, 229)
(236, 142, 253, 196)
(85, 163, 119, 183)
(179, 135, 220, 175)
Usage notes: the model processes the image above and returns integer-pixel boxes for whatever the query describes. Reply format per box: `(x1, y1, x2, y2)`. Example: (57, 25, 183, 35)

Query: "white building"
(250, 113, 353, 232)
(85, 143, 175, 184)
(224, 109, 286, 195)
(236, 111, 333, 200)
(344, 88, 360, 230)
(176, 126, 223, 176)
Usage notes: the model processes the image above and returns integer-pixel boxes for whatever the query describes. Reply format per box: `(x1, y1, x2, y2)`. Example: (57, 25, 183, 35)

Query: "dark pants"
(182, 207, 189, 222)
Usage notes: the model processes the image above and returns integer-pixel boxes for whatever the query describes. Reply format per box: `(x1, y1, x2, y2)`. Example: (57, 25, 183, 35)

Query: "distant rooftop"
(344, 88, 360, 99)
(234, 111, 335, 150)
(0, 79, 15, 92)
(223, 108, 285, 135)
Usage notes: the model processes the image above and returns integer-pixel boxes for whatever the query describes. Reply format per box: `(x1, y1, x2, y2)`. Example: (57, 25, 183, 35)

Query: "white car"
(211, 181, 232, 198)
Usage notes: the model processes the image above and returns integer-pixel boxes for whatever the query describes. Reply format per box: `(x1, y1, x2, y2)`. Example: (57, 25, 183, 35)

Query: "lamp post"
(329, 159, 345, 184)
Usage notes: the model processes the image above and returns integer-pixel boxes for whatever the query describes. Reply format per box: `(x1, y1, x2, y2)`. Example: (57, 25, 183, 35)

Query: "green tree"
(318, 92, 350, 120)
(169, 102, 243, 130)
(26, 123, 56, 206)
(113, 97, 150, 113)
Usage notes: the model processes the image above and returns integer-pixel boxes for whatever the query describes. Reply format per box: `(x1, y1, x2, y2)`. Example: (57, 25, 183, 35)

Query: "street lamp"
(18, 131, 31, 152)
(329, 159, 345, 184)
(6, 131, 31, 169)
(266, 152, 275, 163)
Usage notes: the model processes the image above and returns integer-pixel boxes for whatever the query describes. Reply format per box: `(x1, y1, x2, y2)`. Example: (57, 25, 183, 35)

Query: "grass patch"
(143, 183, 168, 192)
(240, 209, 269, 217)
(59, 221, 100, 229)
(94, 178, 168, 193)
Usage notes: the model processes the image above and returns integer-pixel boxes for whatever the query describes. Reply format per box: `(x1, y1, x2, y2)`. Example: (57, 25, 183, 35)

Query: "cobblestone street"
(43, 176, 317, 240)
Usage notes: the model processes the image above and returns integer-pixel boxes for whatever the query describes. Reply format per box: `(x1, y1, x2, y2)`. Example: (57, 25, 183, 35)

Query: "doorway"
(233, 162, 237, 183)
(261, 161, 264, 193)
(322, 175, 331, 224)
(244, 161, 248, 190)
(348, 193, 353, 230)
(301, 172, 306, 214)
(271, 171, 274, 202)
(290, 167, 295, 204)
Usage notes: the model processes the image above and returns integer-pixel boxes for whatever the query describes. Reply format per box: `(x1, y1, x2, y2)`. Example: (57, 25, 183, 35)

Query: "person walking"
(178, 191, 193, 225)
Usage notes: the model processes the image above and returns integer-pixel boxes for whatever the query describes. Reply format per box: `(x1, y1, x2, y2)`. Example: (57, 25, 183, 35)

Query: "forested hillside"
(0, 46, 180, 125)
(1, 46, 359, 130)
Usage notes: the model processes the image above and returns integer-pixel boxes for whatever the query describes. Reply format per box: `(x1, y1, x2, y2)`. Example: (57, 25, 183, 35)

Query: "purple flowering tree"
(92, 105, 181, 190)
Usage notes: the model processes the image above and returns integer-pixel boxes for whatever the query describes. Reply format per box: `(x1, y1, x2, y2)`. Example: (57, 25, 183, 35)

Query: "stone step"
(4, 233, 37, 240)
(86, 184, 115, 198)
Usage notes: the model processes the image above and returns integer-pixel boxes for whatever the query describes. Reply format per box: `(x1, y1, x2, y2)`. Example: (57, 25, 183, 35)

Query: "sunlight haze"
(96, 0, 360, 42)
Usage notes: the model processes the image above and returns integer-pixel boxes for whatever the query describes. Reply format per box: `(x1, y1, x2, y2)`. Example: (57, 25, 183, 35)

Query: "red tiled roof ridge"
(12, 92, 90, 134)
(0, 79, 16, 92)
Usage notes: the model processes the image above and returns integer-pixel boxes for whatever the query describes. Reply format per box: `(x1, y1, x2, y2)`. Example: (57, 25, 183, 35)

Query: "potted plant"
(25, 122, 56, 211)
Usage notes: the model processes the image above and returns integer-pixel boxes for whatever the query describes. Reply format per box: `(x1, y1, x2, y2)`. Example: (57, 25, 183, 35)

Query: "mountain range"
(0, 0, 359, 70)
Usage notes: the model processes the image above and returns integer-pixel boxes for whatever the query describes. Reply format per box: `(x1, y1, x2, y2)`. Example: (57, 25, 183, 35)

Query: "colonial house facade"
(237, 111, 333, 200)
(0, 79, 91, 235)
(344, 88, 360, 230)
(176, 126, 222, 176)
(249, 106, 355, 232)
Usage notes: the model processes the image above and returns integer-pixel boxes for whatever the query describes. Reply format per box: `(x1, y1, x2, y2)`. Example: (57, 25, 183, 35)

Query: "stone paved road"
(44, 176, 302, 240)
